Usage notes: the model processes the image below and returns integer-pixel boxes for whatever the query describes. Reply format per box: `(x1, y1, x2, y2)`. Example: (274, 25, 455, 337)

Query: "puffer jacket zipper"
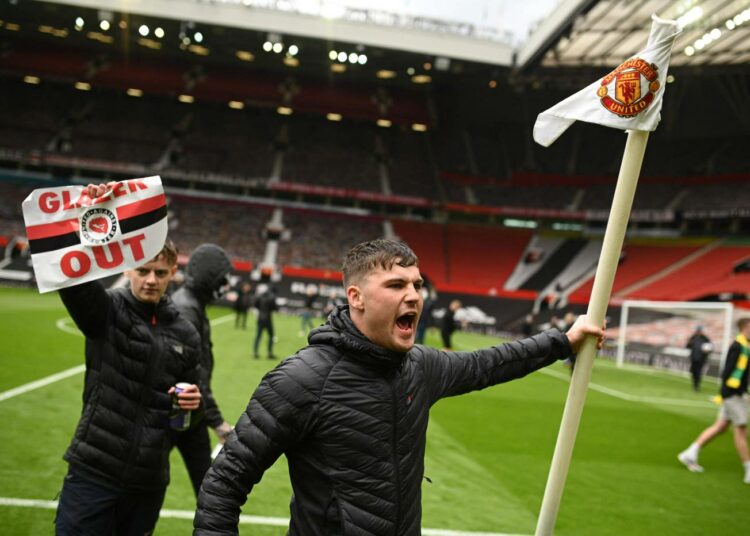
(390, 376, 401, 535)
(121, 303, 162, 484)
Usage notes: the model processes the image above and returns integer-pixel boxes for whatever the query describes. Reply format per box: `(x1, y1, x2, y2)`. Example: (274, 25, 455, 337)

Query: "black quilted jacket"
(59, 282, 202, 491)
(194, 305, 572, 535)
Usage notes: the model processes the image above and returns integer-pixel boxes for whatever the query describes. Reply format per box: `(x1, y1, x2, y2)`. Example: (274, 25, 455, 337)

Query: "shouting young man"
(194, 238, 604, 535)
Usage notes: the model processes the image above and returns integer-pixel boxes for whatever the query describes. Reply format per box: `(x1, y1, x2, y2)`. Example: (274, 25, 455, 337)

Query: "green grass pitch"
(0, 286, 744, 535)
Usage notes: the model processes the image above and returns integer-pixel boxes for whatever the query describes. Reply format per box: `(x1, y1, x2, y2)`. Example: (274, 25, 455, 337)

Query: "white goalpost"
(616, 300, 734, 378)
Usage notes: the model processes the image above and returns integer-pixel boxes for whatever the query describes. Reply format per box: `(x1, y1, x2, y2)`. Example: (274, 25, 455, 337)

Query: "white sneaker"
(743, 469, 750, 484)
(678, 451, 704, 473)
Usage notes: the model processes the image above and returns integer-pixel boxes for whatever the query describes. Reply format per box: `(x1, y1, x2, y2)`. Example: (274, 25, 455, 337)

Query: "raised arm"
(422, 328, 572, 402)
(58, 280, 111, 339)
(423, 315, 604, 402)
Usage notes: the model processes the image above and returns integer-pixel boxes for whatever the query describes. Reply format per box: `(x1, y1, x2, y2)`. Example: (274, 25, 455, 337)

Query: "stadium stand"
(391, 219, 449, 285)
(0, 182, 28, 239)
(445, 224, 533, 290)
(277, 209, 383, 270)
(167, 195, 271, 261)
(628, 244, 750, 301)
(568, 241, 707, 303)
(0, 12, 749, 333)
(380, 127, 438, 198)
(281, 115, 381, 192)
(172, 103, 277, 179)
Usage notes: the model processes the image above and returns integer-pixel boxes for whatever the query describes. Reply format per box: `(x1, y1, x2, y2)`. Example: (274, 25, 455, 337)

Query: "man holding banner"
(23, 182, 204, 535)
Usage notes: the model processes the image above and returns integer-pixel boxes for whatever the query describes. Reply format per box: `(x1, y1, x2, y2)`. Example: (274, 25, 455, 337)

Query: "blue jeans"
(55, 468, 166, 535)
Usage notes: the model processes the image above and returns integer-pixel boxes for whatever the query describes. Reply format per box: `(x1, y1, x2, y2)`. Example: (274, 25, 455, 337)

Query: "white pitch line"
(539, 367, 715, 408)
(0, 497, 528, 535)
(1, 313, 236, 404)
(55, 317, 83, 337)
(0, 364, 86, 402)
(209, 313, 236, 327)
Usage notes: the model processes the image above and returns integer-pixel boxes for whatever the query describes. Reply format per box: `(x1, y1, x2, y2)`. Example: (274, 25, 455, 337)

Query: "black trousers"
(55, 468, 165, 535)
(441, 329, 454, 349)
(171, 422, 212, 497)
(254, 319, 274, 356)
(690, 358, 706, 390)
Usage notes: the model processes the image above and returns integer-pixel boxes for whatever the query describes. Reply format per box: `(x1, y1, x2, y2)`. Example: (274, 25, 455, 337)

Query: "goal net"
(613, 300, 734, 379)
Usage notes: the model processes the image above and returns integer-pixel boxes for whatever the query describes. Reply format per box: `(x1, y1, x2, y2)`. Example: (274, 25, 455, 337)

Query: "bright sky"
(340, 0, 560, 44)
(244, 0, 562, 45)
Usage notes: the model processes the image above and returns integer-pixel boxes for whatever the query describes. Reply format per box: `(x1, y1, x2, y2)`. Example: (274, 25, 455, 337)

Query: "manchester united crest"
(596, 57, 660, 118)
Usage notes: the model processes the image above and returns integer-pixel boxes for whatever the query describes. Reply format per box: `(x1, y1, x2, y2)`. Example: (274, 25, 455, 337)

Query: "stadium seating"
(282, 116, 381, 192)
(627, 244, 750, 301)
(392, 220, 532, 291)
(568, 241, 706, 303)
(167, 195, 271, 261)
(277, 209, 384, 270)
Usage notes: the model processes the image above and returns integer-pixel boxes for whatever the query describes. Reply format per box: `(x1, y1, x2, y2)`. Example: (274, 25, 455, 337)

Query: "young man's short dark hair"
(159, 238, 178, 267)
(342, 238, 418, 287)
(738, 318, 750, 332)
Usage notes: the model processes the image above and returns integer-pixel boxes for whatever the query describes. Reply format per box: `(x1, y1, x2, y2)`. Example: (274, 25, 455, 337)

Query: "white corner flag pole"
(535, 129, 650, 536)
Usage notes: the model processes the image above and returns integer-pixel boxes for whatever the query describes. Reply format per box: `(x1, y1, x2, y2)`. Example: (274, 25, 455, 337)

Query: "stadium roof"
(7, 0, 750, 90)
(34, 0, 750, 73)
(520, 0, 750, 70)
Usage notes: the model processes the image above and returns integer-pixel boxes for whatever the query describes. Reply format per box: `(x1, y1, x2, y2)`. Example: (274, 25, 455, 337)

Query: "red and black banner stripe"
(26, 194, 167, 255)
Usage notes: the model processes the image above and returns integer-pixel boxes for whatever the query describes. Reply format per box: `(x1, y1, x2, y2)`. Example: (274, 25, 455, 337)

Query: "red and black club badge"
(597, 57, 661, 118)
(79, 207, 119, 246)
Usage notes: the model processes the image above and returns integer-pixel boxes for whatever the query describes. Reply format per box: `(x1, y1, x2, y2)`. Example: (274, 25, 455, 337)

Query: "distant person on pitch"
(171, 243, 235, 496)
(55, 183, 202, 535)
(299, 286, 318, 336)
(686, 325, 712, 392)
(678, 318, 750, 484)
(440, 299, 462, 350)
(253, 284, 278, 359)
(234, 281, 253, 329)
(193, 238, 605, 535)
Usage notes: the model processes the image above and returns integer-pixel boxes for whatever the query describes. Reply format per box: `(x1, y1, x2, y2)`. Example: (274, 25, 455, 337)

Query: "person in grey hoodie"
(171, 243, 234, 496)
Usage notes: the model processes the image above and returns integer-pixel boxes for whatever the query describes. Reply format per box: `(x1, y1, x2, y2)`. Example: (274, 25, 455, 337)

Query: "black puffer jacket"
(59, 281, 202, 491)
(194, 305, 573, 535)
(172, 243, 232, 428)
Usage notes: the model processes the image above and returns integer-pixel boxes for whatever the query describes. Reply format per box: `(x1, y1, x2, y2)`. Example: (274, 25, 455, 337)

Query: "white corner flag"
(534, 15, 680, 147)
(533, 15, 680, 536)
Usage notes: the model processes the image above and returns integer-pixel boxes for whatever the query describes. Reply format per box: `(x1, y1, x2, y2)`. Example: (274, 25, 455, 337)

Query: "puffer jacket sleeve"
(421, 329, 573, 404)
(58, 280, 110, 339)
(194, 356, 320, 535)
(176, 298, 224, 428)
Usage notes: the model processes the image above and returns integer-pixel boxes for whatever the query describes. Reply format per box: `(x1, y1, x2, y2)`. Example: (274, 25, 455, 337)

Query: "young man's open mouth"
(396, 312, 418, 335)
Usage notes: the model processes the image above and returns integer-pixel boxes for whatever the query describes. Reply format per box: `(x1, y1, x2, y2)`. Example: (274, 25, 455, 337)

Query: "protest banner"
(22, 176, 168, 293)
